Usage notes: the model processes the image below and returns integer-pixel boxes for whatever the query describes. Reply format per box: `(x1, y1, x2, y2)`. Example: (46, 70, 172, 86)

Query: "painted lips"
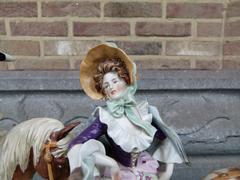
(111, 90, 117, 95)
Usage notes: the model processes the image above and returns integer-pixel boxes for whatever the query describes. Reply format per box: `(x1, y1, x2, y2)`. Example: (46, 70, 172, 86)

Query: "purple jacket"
(68, 117, 166, 167)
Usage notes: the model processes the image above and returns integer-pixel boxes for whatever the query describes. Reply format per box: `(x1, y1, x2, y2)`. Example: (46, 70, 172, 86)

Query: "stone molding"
(0, 70, 240, 91)
(1, 70, 240, 180)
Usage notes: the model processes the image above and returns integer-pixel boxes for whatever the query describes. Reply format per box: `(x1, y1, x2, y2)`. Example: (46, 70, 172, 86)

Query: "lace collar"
(93, 101, 157, 153)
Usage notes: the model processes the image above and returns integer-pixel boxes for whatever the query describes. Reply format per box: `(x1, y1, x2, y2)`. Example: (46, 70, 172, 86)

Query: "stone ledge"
(0, 70, 239, 180)
(0, 70, 240, 91)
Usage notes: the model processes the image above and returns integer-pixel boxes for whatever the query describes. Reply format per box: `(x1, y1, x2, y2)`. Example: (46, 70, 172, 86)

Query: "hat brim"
(80, 44, 134, 100)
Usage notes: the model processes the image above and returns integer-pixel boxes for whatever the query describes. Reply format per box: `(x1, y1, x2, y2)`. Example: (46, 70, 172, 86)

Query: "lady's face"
(102, 71, 127, 100)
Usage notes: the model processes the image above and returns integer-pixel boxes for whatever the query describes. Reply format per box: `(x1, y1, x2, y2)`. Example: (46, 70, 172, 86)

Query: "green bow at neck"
(106, 86, 156, 137)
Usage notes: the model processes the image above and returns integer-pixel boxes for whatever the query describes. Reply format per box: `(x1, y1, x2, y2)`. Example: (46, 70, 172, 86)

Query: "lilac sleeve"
(68, 117, 107, 149)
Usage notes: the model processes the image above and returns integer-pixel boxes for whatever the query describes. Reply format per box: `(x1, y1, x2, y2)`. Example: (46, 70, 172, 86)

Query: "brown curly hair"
(93, 58, 130, 95)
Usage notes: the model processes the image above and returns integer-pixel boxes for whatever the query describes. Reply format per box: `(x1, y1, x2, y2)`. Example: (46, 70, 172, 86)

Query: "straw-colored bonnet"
(80, 43, 135, 100)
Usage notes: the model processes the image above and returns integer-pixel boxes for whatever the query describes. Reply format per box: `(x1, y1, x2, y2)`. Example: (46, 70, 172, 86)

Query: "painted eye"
(113, 80, 118, 84)
(103, 85, 109, 89)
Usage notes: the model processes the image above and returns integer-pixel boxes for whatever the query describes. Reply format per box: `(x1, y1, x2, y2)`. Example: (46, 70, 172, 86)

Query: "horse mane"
(0, 118, 73, 180)
(0, 130, 7, 155)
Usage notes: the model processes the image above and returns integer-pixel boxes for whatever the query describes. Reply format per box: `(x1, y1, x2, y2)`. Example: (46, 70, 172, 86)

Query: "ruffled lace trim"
(94, 100, 157, 153)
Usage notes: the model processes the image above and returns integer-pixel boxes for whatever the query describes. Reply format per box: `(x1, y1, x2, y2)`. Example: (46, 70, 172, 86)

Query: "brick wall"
(0, 0, 239, 70)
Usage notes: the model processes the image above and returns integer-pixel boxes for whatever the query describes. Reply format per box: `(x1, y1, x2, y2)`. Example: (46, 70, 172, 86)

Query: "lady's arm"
(68, 116, 106, 149)
(149, 105, 189, 164)
(67, 117, 120, 179)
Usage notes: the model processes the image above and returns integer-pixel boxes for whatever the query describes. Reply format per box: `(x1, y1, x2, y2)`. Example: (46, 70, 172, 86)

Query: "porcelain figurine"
(0, 51, 14, 61)
(67, 43, 189, 180)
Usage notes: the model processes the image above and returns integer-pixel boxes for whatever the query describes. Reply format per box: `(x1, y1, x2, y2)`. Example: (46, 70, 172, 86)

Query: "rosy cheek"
(115, 84, 125, 93)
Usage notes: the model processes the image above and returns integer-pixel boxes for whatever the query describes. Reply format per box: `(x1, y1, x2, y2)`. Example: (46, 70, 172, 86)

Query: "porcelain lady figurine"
(67, 43, 189, 180)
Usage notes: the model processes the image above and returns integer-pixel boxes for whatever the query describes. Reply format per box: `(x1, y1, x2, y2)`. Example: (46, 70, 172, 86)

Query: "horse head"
(35, 121, 80, 180)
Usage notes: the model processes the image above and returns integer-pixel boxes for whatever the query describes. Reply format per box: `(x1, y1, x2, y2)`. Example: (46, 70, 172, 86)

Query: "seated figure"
(67, 43, 189, 180)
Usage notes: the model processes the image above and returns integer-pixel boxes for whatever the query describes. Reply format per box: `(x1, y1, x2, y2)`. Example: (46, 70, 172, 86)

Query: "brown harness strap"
(42, 141, 57, 180)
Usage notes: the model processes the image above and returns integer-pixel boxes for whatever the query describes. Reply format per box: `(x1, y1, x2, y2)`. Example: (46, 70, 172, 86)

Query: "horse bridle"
(42, 140, 58, 180)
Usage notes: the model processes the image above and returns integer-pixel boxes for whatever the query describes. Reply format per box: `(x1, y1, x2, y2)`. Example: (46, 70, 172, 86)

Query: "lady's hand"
(112, 171, 121, 180)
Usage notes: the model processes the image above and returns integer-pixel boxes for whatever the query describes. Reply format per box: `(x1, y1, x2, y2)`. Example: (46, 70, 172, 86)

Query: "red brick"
(42, 2, 100, 17)
(136, 59, 190, 69)
(225, 20, 240, 37)
(0, 62, 8, 70)
(197, 22, 222, 37)
(227, 1, 240, 17)
(14, 59, 70, 70)
(10, 21, 67, 37)
(0, 21, 6, 35)
(166, 41, 221, 56)
(74, 22, 130, 36)
(113, 41, 162, 55)
(104, 2, 161, 17)
(223, 59, 240, 69)
(224, 41, 240, 56)
(167, 3, 223, 18)
(0, 2, 37, 17)
(44, 40, 101, 56)
(136, 22, 191, 37)
(195, 60, 220, 69)
(0, 40, 40, 56)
